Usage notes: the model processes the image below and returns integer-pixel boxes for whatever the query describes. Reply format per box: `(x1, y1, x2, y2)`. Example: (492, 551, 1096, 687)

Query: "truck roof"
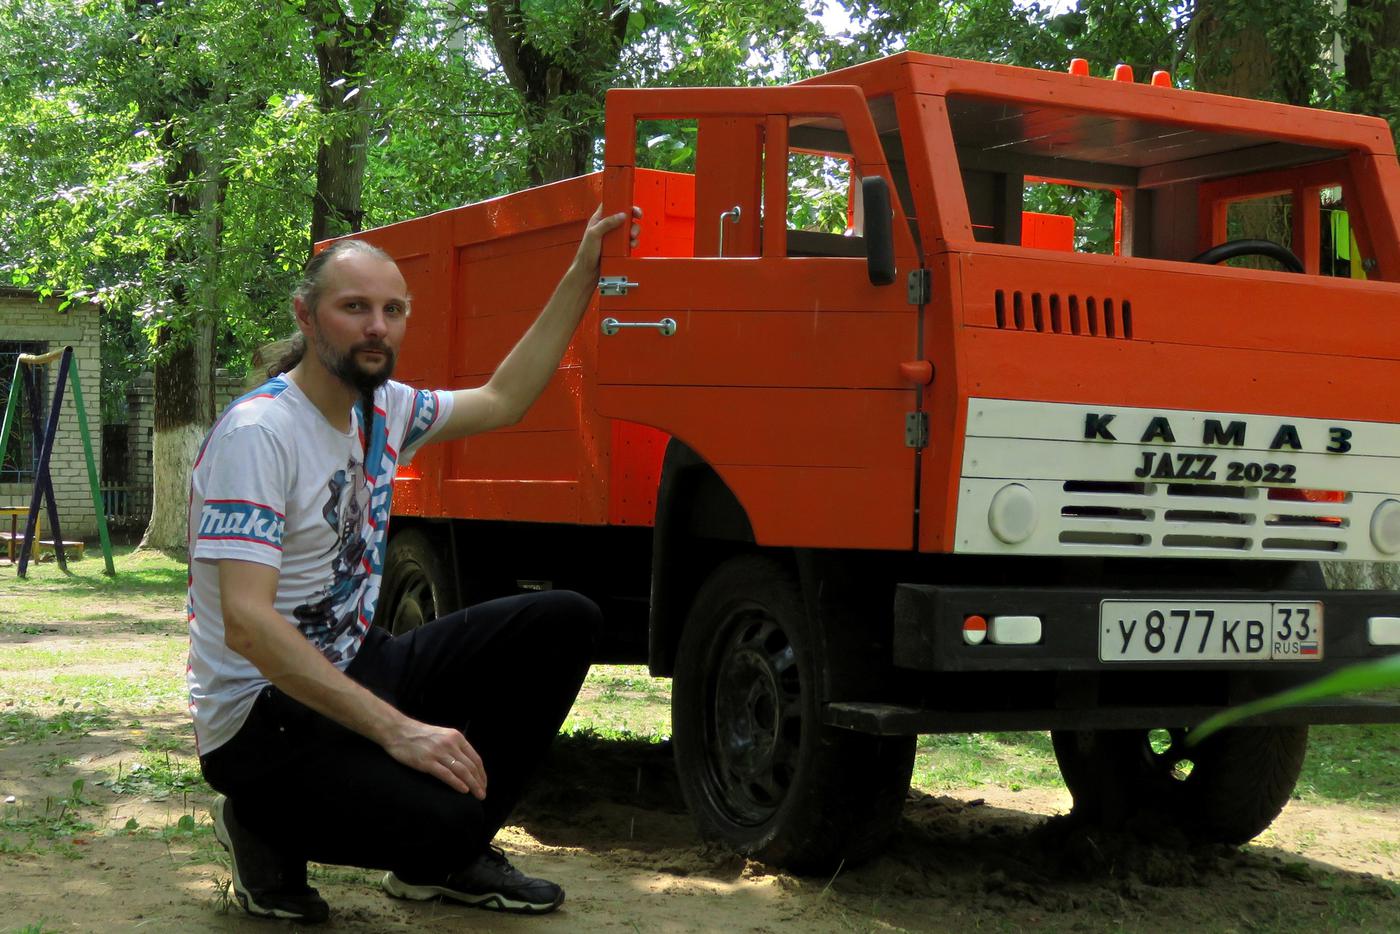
(796, 51, 1397, 167)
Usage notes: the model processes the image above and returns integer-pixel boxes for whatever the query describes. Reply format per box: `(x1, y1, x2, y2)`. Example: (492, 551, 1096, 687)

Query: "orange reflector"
(899, 360, 934, 385)
(1151, 70, 1173, 88)
(1269, 488, 1348, 503)
(1113, 64, 1134, 82)
(1068, 58, 1090, 77)
(963, 615, 988, 646)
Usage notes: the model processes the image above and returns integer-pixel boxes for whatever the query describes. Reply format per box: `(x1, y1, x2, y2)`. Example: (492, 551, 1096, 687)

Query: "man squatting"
(186, 206, 641, 922)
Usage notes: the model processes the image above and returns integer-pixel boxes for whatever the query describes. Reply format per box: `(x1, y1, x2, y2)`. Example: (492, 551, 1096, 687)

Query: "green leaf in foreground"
(1190, 654, 1400, 744)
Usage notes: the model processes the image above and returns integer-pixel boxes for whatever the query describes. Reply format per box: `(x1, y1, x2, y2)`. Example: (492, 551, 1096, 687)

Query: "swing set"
(0, 345, 114, 577)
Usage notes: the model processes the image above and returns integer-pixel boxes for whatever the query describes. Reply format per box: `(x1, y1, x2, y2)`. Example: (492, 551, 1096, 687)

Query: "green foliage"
(1190, 656, 1400, 743)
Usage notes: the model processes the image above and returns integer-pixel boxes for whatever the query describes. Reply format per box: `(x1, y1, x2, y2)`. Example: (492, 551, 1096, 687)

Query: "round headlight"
(1371, 499, 1400, 555)
(988, 483, 1038, 545)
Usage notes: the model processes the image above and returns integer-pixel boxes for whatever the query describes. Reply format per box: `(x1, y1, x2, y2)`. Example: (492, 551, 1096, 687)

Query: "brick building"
(0, 289, 103, 540)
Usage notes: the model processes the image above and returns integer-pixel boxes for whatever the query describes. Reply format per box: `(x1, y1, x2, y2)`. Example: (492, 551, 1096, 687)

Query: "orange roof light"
(1151, 70, 1173, 88)
(1113, 64, 1134, 82)
(1068, 58, 1090, 77)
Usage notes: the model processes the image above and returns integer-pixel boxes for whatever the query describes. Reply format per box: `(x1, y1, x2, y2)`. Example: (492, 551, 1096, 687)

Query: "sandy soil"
(2, 725, 1398, 934)
(1, 616, 1397, 932)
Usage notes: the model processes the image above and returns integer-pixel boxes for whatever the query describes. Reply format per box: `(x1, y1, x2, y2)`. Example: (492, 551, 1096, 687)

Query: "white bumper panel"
(955, 398, 1400, 562)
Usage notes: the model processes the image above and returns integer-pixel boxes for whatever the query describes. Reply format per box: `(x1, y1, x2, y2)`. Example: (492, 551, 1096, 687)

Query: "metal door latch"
(601, 317, 678, 337)
(598, 276, 639, 296)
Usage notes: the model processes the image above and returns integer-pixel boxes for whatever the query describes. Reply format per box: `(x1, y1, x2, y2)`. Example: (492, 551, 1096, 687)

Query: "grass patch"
(0, 701, 114, 745)
(0, 546, 186, 624)
(566, 665, 672, 740)
(0, 638, 184, 673)
(1296, 722, 1400, 807)
(0, 779, 98, 857)
(913, 732, 1062, 794)
(103, 748, 209, 800)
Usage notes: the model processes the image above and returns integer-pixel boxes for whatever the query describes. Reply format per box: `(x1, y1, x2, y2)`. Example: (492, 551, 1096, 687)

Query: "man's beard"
(311, 326, 396, 394)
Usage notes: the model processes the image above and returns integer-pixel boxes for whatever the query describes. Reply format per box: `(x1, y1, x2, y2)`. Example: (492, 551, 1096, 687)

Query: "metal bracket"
(905, 411, 929, 449)
(907, 268, 931, 305)
(598, 276, 639, 296)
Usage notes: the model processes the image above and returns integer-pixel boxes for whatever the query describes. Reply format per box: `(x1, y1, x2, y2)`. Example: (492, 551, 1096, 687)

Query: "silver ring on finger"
(448, 758, 457, 768)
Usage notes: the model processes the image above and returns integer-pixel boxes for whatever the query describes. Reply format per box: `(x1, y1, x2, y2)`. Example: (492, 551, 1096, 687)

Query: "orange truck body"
(347, 52, 1400, 866)
(370, 53, 1400, 560)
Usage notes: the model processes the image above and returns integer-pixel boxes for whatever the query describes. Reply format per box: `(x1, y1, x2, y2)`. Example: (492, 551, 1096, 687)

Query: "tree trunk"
(139, 96, 225, 552)
(1346, 0, 1400, 133)
(484, 0, 629, 185)
(304, 0, 406, 251)
(1191, 0, 1277, 98)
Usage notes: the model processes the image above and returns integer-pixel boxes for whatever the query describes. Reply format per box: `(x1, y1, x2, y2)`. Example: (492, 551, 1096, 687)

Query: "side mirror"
(862, 175, 896, 286)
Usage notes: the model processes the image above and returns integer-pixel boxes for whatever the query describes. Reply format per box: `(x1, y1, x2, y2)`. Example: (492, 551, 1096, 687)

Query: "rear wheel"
(1052, 725, 1308, 844)
(378, 528, 456, 635)
(672, 555, 915, 872)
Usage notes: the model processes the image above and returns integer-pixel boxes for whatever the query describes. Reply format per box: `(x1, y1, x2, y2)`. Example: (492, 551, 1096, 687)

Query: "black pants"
(200, 590, 599, 877)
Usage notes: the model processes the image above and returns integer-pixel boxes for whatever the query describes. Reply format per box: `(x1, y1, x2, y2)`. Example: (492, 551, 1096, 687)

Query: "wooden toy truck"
(347, 53, 1400, 869)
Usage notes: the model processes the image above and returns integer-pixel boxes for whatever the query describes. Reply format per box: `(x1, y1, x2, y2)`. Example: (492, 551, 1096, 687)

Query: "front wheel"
(672, 555, 915, 872)
(1052, 725, 1309, 844)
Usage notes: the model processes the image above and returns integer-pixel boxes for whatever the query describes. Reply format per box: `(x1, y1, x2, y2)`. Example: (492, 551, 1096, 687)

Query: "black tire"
(1052, 724, 1309, 844)
(378, 528, 457, 635)
(671, 555, 915, 872)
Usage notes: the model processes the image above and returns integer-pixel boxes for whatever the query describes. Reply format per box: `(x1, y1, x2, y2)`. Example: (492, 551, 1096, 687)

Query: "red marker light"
(1113, 64, 1134, 82)
(963, 615, 989, 646)
(1151, 70, 1173, 88)
(1068, 59, 1090, 77)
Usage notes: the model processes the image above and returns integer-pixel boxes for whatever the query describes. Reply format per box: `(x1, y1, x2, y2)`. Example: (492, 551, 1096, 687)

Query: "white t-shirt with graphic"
(185, 376, 453, 754)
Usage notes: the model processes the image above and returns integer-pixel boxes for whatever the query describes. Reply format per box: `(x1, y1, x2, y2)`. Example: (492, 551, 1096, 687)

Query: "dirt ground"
(2, 594, 1399, 932)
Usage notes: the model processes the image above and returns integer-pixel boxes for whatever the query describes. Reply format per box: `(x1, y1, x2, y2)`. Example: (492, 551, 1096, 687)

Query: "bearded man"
(187, 207, 638, 923)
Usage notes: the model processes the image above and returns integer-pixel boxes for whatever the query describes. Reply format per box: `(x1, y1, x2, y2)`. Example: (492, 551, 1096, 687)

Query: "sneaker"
(382, 845, 564, 914)
(211, 794, 330, 923)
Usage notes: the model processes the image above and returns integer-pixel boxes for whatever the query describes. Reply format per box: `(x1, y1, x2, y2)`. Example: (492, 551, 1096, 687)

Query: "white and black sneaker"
(211, 795, 330, 923)
(382, 845, 564, 914)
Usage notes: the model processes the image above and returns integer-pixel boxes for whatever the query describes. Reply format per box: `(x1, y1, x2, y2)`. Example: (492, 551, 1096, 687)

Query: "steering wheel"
(1190, 238, 1304, 274)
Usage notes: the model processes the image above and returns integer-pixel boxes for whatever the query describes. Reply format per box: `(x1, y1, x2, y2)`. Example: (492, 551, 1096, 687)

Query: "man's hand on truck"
(431, 205, 642, 443)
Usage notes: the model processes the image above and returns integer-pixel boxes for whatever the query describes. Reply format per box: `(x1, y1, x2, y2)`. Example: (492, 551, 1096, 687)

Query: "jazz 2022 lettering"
(1131, 452, 1298, 483)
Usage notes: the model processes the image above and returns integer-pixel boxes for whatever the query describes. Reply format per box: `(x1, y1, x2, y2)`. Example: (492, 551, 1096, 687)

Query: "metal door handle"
(718, 205, 741, 257)
(601, 317, 677, 337)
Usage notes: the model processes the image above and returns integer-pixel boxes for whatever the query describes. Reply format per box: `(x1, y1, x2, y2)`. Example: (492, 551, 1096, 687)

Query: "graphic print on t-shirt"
(292, 456, 372, 663)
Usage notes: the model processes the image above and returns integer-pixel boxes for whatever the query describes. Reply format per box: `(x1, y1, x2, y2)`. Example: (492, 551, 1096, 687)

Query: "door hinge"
(598, 276, 639, 296)
(905, 411, 929, 449)
(907, 268, 931, 305)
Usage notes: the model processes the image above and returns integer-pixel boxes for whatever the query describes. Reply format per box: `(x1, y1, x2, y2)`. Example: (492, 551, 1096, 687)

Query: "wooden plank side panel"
(596, 309, 913, 389)
(956, 327, 1400, 423)
(594, 385, 913, 548)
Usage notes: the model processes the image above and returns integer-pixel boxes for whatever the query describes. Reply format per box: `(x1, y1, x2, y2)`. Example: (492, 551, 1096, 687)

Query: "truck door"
(594, 87, 924, 550)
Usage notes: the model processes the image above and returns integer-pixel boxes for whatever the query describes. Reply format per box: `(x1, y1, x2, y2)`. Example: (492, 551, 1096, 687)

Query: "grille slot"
(1063, 480, 1150, 495)
(1263, 538, 1344, 552)
(1161, 534, 1250, 550)
(994, 290, 1134, 337)
(1060, 531, 1150, 547)
(1063, 505, 1153, 521)
(1165, 509, 1252, 525)
(1266, 514, 1347, 528)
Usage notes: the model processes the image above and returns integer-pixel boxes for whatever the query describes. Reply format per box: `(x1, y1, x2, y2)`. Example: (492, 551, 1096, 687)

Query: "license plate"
(1099, 600, 1324, 662)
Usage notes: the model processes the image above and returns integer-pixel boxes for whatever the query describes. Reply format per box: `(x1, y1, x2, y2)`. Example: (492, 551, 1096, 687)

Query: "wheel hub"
(706, 614, 803, 826)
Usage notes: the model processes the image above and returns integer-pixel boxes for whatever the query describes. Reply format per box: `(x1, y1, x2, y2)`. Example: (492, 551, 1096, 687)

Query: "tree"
(303, 0, 407, 248)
